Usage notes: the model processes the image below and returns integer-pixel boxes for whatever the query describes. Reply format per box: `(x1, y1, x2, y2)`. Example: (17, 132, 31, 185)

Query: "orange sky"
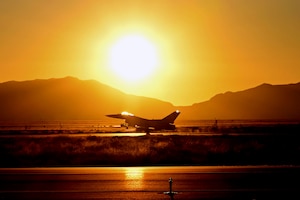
(1, 0, 300, 106)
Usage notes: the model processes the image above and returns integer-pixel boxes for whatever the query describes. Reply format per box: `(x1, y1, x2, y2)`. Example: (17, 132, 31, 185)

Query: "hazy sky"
(1, 0, 299, 105)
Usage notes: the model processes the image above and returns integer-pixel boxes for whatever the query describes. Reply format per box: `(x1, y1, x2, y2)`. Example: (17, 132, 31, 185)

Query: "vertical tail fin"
(162, 110, 180, 123)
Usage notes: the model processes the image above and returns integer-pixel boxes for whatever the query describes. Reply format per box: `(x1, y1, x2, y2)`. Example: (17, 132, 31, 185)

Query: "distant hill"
(0, 77, 174, 120)
(178, 83, 300, 120)
(0, 77, 299, 120)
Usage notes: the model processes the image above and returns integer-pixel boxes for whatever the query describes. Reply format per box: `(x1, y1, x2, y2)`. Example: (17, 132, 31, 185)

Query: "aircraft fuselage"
(106, 110, 180, 133)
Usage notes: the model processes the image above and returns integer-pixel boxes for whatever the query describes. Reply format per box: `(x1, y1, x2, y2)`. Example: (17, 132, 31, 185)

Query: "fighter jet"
(106, 110, 180, 134)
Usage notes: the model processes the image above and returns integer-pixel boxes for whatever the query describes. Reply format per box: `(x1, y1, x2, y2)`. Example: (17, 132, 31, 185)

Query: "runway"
(1, 166, 299, 199)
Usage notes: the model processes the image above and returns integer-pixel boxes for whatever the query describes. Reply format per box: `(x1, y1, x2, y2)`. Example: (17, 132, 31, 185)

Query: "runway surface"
(1, 166, 300, 199)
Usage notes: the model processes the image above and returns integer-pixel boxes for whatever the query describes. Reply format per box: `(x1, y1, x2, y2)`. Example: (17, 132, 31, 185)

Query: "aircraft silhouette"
(106, 110, 180, 134)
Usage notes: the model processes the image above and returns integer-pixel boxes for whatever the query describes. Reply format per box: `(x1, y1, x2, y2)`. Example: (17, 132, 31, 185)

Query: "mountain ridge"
(0, 77, 175, 120)
(0, 77, 299, 120)
(180, 82, 300, 120)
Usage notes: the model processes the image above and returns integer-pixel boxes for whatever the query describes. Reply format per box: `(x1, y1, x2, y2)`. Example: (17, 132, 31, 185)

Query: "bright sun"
(108, 34, 159, 82)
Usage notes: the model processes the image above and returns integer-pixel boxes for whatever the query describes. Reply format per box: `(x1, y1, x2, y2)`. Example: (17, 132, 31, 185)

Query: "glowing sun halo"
(108, 35, 159, 82)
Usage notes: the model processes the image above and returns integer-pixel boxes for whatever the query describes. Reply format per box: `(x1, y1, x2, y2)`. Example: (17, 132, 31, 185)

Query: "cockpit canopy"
(121, 111, 134, 116)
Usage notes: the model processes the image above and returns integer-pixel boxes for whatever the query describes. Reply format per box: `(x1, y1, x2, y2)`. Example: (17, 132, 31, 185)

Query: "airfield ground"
(1, 121, 300, 167)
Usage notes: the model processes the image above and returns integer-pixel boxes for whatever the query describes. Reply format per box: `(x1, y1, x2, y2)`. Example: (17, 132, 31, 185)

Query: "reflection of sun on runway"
(124, 167, 145, 190)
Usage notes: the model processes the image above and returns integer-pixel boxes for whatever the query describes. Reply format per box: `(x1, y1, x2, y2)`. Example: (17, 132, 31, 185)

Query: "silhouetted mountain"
(0, 77, 174, 120)
(178, 82, 300, 120)
(0, 77, 300, 120)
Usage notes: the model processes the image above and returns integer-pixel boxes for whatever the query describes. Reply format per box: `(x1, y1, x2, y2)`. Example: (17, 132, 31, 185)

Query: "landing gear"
(145, 129, 151, 135)
(121, 123, 129, 129)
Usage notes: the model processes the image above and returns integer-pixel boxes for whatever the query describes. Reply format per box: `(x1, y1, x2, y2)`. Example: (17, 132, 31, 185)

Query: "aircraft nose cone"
(106, 114, 125, 119)
(106, 114, 119, 117)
